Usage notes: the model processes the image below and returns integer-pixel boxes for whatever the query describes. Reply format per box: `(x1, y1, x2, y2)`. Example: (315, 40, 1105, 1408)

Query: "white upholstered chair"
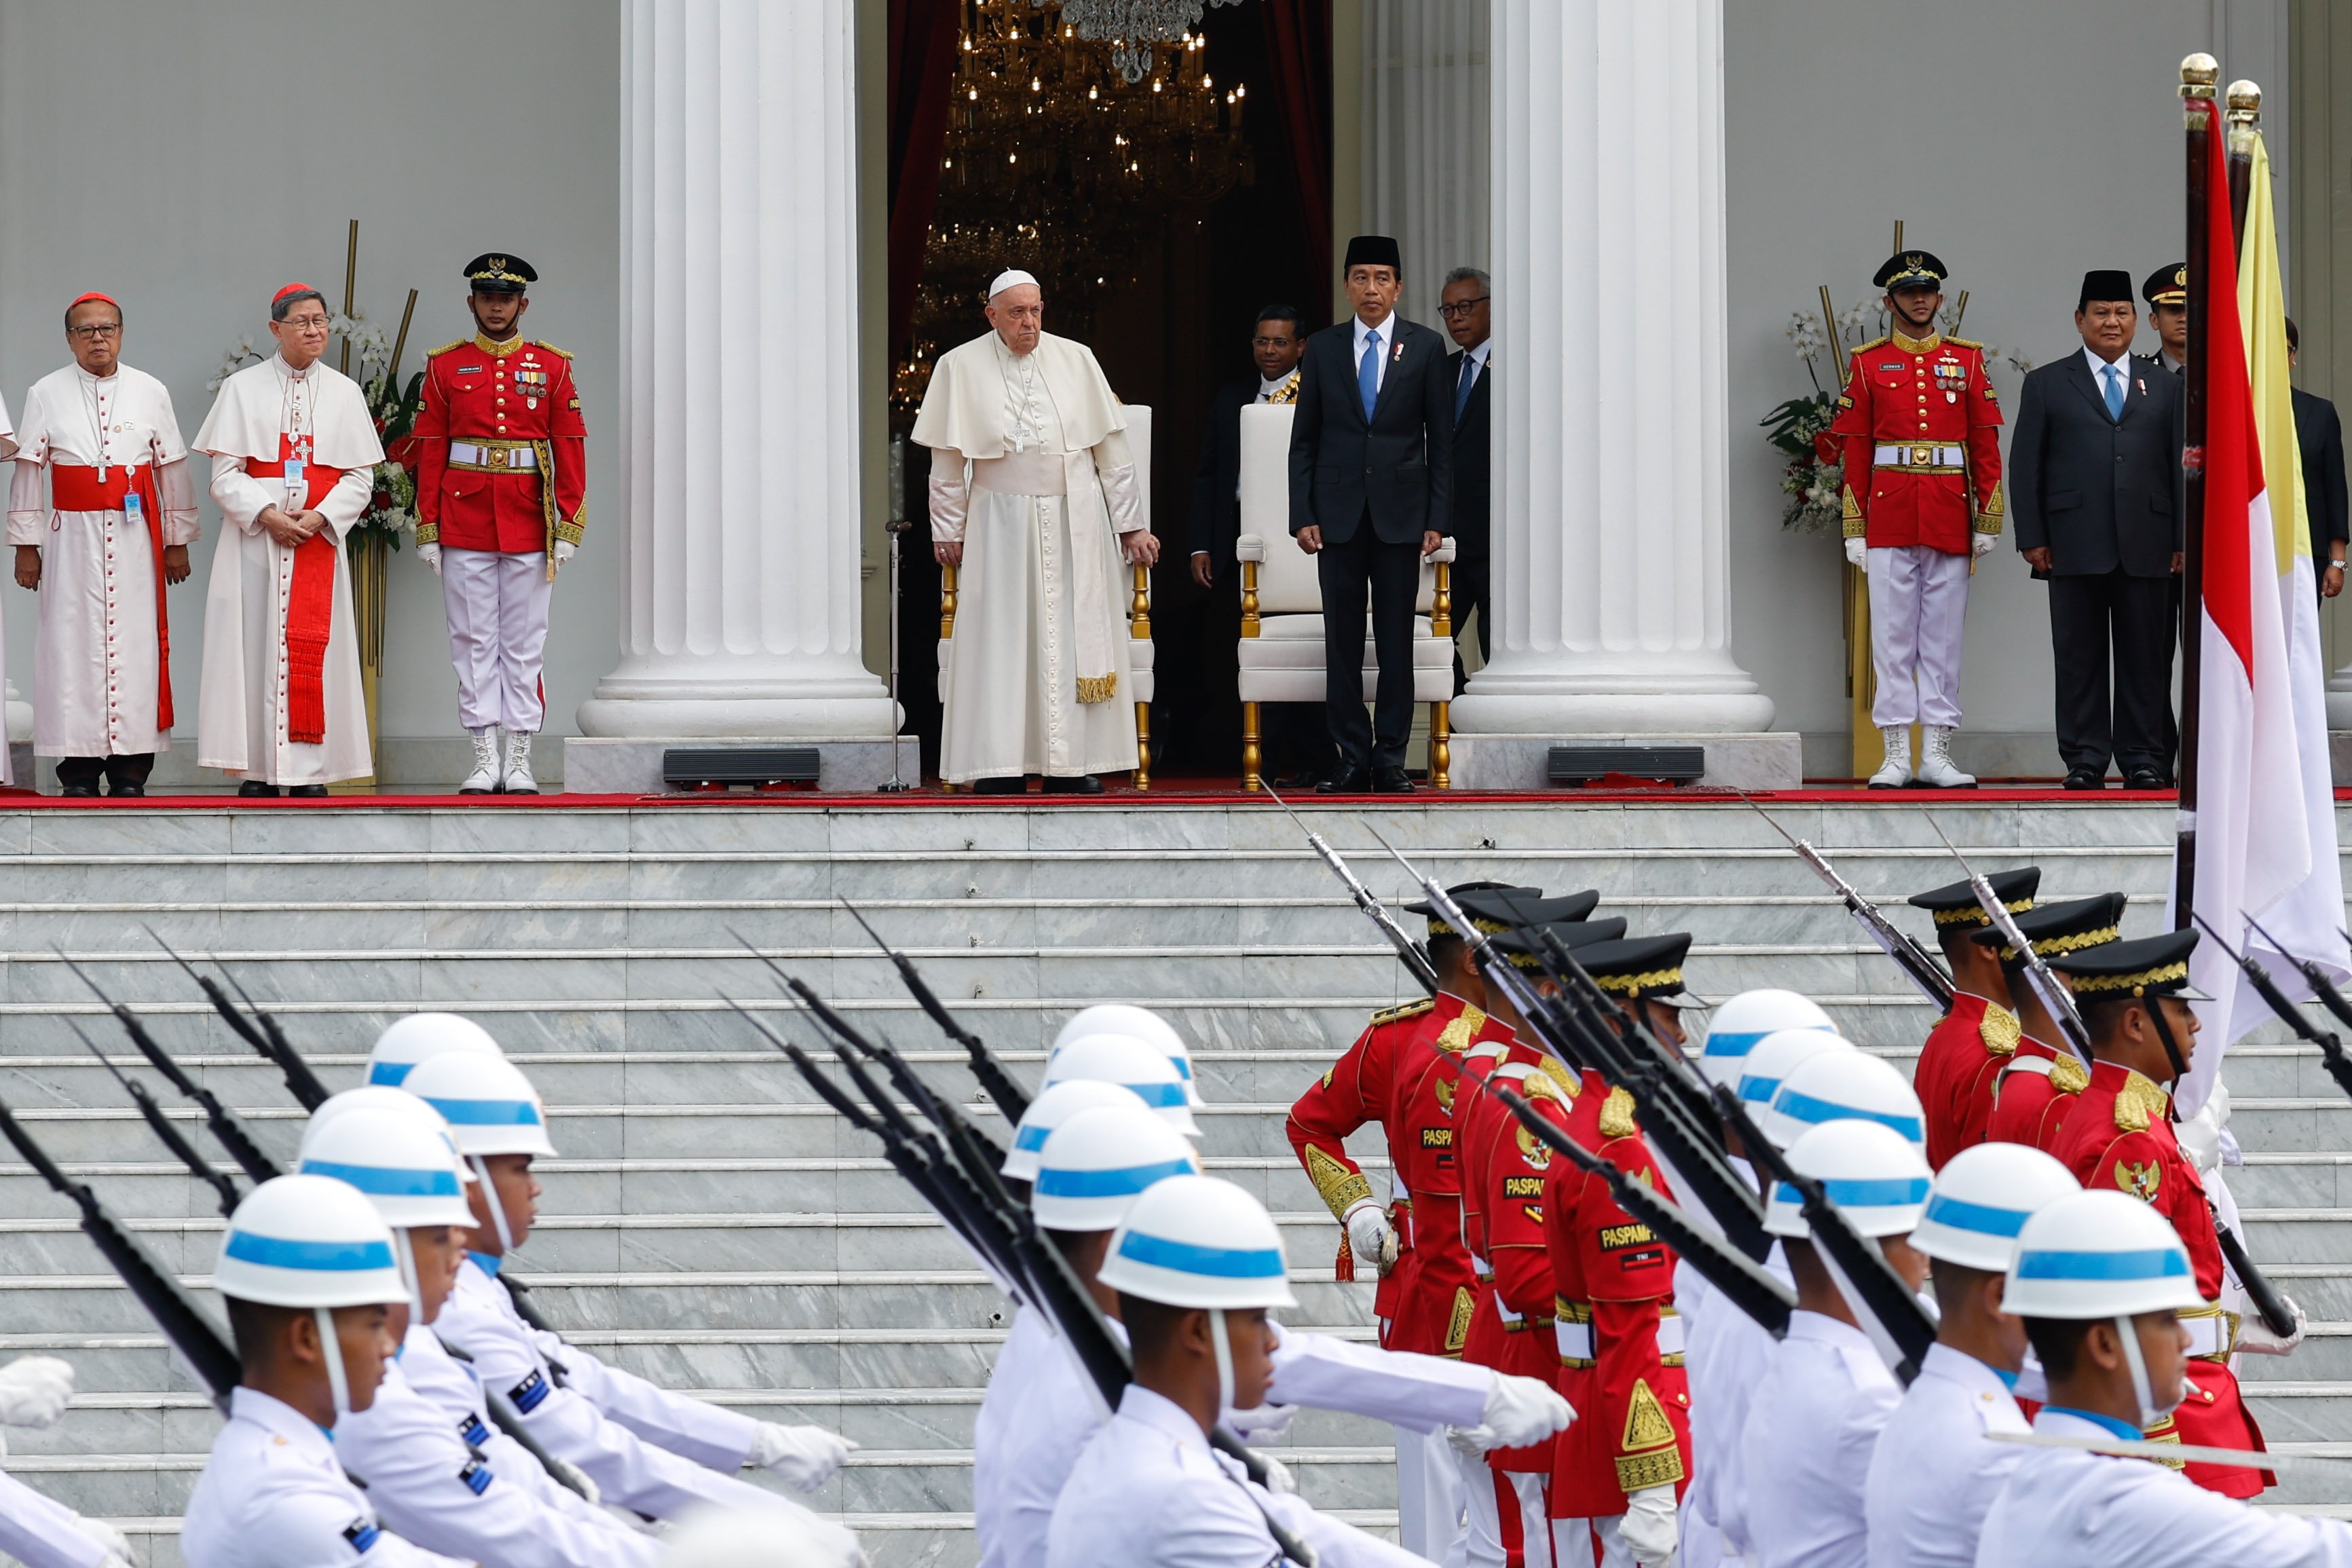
(1233, 402, 1453, 791)
(937, 405, 1156, 789)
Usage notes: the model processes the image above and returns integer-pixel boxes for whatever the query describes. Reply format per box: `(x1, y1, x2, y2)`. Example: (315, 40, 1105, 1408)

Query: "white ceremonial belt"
(1495, 1293, 1525, 1326)
(972, 451, 1067, 496)
(2004, 1055, 2055, 1079)
(1554, 1319, 1594, 1362)
(449, 441, 537, 470)
(2180, 1303, 2238, 1361)
(1873, 443, 1964, 468)
(1656, 1308, 1687, 1360)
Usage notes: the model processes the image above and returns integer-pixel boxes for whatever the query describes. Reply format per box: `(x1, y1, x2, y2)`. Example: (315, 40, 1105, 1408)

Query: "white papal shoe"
(1916, 726, 1977, 789)
(1867, 725, 1912, 789)
(502, 730, 540, 796)
(460, 728, 501, 795)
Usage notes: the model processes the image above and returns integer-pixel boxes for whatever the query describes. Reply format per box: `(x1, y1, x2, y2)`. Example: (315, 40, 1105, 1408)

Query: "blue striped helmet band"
(1922, 1193, 2030, 1238)
(1117, 1230, 1286, 1280)
(367, 1062, 415, 1086)
(2015, 1246, 2191, 1282)
(223, 1231, 398, 1272)
(1772, 1175, 1930, 1208)
(420, 1096, 544, 1127)
(1774, 1089, 1924, 1142)
(1035, 1157, 1196, 1199)
(299, 1159, 464, 1199)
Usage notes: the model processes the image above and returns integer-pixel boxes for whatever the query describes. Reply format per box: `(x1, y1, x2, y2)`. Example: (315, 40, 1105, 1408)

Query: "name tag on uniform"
(124, 492, 143, 526)
(284, 460, 305, 506)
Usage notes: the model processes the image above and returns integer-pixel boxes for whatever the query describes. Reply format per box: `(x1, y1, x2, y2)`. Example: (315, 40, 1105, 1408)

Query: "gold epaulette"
(534, 340, 574, 360)
(424, 338, 468, 359)
(1599, 1085, 1640, 1139)
(1370, 997, 1436, 1028)
(2050, 1053, 2091, 1095)
(2113, 1070, 2170, 1133)
(1436, 1004, 1489, 1055)
(1944, 335, 1984, 350)
(1980, 1003, 2021, 1058)
(1847, 335, 1889, 358)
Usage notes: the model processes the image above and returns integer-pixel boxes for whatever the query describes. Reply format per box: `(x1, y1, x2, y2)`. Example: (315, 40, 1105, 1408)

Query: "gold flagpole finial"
(2180, 53, 2220, 96)
(2226, 79, 2262, 122)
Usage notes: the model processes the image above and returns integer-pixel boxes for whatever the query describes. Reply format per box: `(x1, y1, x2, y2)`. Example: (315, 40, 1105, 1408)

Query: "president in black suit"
(1440, 267, 1492, 692)
(2288, 316, 2351, 601)
(1288, 235, 1453, 794)
(2010, 269, 2185, 789)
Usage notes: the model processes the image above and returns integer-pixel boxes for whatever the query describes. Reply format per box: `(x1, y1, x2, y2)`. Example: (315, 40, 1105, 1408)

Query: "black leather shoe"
(58, 783, 98, 798)
(287, 784, 331, 798)
(237, 780, 281, 798)
(1315, 764, 1371, 795)
(106, 781, 146, 798)
(973, 776, 1027, 796)
(2060, 768, 2104, 791)
(1042, 774, 1104, 795)
(1373, 766, 1417, 795)
(2125, 768, 2167, 791)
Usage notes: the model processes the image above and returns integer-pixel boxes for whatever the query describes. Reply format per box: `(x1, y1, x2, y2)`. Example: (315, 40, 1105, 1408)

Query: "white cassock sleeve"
(158, 458, 202, 545)
(929, 448, 969, 544)
(1093, 428, 1142, 534)
(1260, 1325, 1491, 1434)
(208, 453, 274, 536)
(316, 464, 371, 538)
(7, 459, 47, 547)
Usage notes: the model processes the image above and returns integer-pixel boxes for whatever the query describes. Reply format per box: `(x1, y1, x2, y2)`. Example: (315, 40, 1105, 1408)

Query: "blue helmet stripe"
(367, 1062, 415, 1086)
(224, 1231, 397, 1272)
(1772, 1089, 1924, 1142)
(300, 1159, 464, 1199)
(1922, 1193, 2030, 1238)
(421, 1096, 544, 1127)
(1015, 1123, 1053, 1152)
(1117, 1230, 1286, 1279)
(1035, 1157, 1196, 1198)
(1737, 1075, 1782, 1104)
(1772, 1175, 1930, 1208)
(2016, 1246, 2192, 1282)
(1702, 1030, 1772, 1060)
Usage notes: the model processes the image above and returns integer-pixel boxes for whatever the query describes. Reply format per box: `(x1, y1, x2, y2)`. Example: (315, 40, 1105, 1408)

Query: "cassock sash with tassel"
(49, 462, 174, 731)
(243, 436, 346, 745)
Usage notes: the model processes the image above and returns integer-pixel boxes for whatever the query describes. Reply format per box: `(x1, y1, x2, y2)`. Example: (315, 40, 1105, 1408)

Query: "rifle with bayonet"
(2239, 914, 2352, 1102)
(0, 1087, 241, 1409)
(1261, 783, 1442, 996)
(1742, 794, 1955, 1011)
(151, 931, 329, 1111)
(68, 1020, 242, 1218)
(832, 908, 1034, 1122)
(56, 950, 282, 1185)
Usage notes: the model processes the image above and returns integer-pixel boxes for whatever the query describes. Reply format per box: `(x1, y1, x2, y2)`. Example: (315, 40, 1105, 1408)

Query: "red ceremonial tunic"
(1545, 1070, 1691, 1521)
(1829, 331, 2004, 553)
(2052, 1061, 2271, 1497)
(1916, 993, 2022, 1170)
(1983, 1036, 2088, 1154)
(410, 335, 587, 554)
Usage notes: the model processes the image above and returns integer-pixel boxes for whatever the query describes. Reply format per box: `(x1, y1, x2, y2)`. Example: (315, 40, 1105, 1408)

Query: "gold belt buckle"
(484, 445, 512, 471)
(1911, 443, 1934, 466)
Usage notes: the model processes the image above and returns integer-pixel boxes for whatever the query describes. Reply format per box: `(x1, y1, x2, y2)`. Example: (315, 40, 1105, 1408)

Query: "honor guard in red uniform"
(2048, 931, 2305, 1497)
(1905, 867, 2038, 1168)
(1973, 893, 2123, 1155)
(409, 254, 586, 795)
(1830, 251, 2005, 789)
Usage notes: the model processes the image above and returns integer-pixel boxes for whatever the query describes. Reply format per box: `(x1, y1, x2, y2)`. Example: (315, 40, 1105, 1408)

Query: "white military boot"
(460, 728, 501, 795)
(502, 730, 540, 796)
(1867, 725, 1912, 789)
(1916, 726, 1977, 789)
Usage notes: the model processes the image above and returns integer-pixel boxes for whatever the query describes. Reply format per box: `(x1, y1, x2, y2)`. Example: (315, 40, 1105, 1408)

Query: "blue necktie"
(1360, 329, 1381, 420)
(1455, 355, 1478, 420)
(2102, 362, 2125, 419)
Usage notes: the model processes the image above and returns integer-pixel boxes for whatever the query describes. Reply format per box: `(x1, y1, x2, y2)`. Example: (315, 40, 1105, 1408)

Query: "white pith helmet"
(1735, 1028, 1856, 1143)
(1001, 1079, 1153, 1183)
(299, 1087, 472, 1178)
(1030, 1104, 1201, 1232)
(1763, 1119, 1931, 1240)
(1055, 1005, 1203, 1106)
(215, 1174, 411, 1310)
(1909, 1142, 2080, 1273)
(1765, 1049, 1925, 1153)
(400, 1051, 557, 1159)
(1698, 989, 1838, 1086)
(2004, 1189, 2202, 1320)
(369, 1013, 502, 1086)
(297, 1104, 478, 1231)
(1039, 1034, 1199, 1137)
(1098, 1174, 1297, 1311)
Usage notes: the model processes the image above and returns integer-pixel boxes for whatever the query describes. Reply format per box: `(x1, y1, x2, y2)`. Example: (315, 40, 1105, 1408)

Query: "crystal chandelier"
(1041, 0, 1250, 82)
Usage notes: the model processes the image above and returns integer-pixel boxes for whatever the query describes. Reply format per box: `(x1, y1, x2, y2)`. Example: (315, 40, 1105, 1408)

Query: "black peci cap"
(1343, 235, 1402, 276)
(2078, 269, 2135, 309)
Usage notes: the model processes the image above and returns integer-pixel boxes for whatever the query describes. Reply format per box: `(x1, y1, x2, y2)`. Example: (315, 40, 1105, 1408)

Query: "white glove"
(0, 1356, 74, 1427)
(747, 1422, 857, 1491)
(416, 542, 441, 576)
(1844, 536, 1868, 568)
(1225, 1402, 1296, 1444)
(553, 540, 576, 567)
(553, 1455, 601, 1506)
(2176, 1094, 2226, 1177)
(1257, 1453, 1297, 1495)
(2239, 1294, 2307, 1356)
(1343, 1200, 1399, 1277)
(1618, 1484, 1679, 1567)
(1454, 1371, 1575, 1452)
(1971, 531, 1997, 557)
(72, 1514, 134, 1568)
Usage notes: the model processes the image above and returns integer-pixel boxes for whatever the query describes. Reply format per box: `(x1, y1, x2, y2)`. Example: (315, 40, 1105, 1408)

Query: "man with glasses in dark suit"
(1439, 267, 1491, 694)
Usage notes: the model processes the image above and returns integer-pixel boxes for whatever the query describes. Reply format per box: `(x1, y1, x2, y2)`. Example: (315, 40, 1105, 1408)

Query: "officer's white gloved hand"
(1844, 536, 1868, 569)
(1343, 1201, 1398, 1277)
(747, 1421, 857, 1491)
(553, 540, 576, 567)
(1971, 531, 1997, 557)
(2176, 1095, 2226, 1177)
(416, 542, 441, 576)
(1618, 1483, 1679, 1567)
(553, 1455, 601, 1506)
(1480, 1372, 1575, 1449)
(1256, 1453, 1297, 1495)
(1225, 1401, 1297, 1444)
(2239, 1294, 2307, 1356)
(72, 1514, 134, 1567)
(0, 1356, 75, 1427)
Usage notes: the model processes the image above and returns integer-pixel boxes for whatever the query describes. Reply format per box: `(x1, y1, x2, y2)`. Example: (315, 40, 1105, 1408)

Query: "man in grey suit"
(2010, 269, 2184, 790)
(1288, 234, 1453, 794)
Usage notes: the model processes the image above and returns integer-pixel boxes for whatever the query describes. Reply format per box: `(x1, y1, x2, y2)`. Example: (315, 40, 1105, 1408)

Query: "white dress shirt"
(1046, 1384, 1423, 1568)
(1354, 312, 1395, 398)
(1740, 1309, 1903, 1568)
(2081, 345, 2133, 412)
(1975, 1407, 2352, 1565)
(1864, 1343, 2028, 1568)
(1687, 1240, 1791, 1561)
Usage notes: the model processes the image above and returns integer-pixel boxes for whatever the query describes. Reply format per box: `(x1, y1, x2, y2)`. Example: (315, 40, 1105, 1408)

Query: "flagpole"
(2174, 53, 2219, 931)
(2226, 83, 2260, 242)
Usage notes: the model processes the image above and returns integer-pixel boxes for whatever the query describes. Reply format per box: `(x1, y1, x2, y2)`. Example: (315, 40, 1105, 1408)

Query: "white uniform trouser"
(1458, 1457, 1552, 1568)
(1866, 543, 1970, 728)
(1396, 1425, 1467, 1563)
(443, 547, 552, 732)
(1552, 1514, 1641, 1568)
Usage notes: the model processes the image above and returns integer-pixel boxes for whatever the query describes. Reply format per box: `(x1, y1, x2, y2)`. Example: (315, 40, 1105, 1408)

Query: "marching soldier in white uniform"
(0, 1357, 131, 1568)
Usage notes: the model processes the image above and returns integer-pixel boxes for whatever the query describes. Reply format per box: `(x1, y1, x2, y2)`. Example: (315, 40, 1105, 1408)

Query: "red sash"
(50, 462, 172, 731)
(245, 442, 347, 746)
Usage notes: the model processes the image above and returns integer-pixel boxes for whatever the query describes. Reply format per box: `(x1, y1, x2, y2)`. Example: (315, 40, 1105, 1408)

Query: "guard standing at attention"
(1974, 892, 2125, 1155)
(1906, 868, 2038, 1168)
(1829, 251, 2005, 790)
(409, 255, 586, 796)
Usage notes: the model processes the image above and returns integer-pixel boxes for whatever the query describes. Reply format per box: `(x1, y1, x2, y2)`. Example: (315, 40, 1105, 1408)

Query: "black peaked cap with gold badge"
(2143, 263, 2188, 307)
(464, 253, 538, 295)
(1874, 250, 1948, 291)
(1909, 867, 2041, 933)
(2048, 927, 2211, 1001)
(1410, 887, 1597, 941)
(1557, 933, 1698, 1005)
(1489, 917, 1629, 971)
(1400, 881, 1536, 941)
(1967, 891, 2125, 966)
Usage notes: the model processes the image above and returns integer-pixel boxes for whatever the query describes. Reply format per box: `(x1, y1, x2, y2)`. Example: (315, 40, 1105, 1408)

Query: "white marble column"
(577, 0, 895, 739)
(1451, 0, 1774, 736)
(1362, 0, 1489, 326)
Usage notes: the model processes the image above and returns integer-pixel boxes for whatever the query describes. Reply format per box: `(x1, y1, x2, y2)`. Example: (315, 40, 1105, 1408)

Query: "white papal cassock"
(0, 393, 17, 787)
(7, 365, 197, 762)
(914, 331, 1144, 784)
(193, 356, 381, 785)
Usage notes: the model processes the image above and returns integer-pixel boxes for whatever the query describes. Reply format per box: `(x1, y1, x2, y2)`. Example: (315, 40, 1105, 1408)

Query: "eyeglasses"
(68, 323, 121, 340)
(1251, 336, 1298, 348)
(1436, 297, 1490, 319)
(280, 316, 331, 331)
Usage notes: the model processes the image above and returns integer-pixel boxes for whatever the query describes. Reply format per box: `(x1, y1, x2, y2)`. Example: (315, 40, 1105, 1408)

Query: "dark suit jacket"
(1445, 348, 1490, 562)
(1188, 377, 1254, 578)
(1288, 315, 1454, 546)
(2294, 386, 2350, 561)
(2009, 350, 2183, 578)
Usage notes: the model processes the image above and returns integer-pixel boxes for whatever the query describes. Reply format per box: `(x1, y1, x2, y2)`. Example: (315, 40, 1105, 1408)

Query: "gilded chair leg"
(1134, 701, 1152, 791)
(1242, 701, 1263, 793)
(1431, 701, 1451, 791)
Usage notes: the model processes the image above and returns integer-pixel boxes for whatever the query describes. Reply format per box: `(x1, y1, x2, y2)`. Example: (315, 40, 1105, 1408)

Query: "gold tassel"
(1076, 673, 1118, 704)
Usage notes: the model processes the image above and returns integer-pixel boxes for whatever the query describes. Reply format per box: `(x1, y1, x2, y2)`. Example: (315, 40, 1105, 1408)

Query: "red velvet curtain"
(889, 0, 963, 363)
(1259, 0, 1332, 316)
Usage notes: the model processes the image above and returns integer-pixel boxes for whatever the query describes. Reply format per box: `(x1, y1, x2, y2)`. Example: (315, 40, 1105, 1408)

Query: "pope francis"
(914, 270, 1157, 793)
